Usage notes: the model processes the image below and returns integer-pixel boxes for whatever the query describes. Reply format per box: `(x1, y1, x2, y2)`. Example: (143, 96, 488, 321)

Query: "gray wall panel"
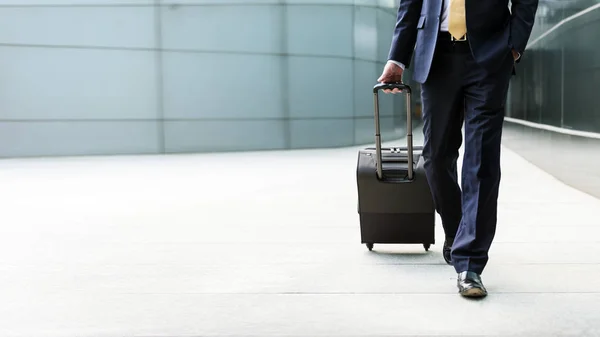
(289, 118, 354, 148)
(286, 5, 353, 58)
(354, 60, 379, 118)
(354, 5, 379, 62)
(161, 52, 284, 120)
(0, 121, 160, 157)
(0, 6, 155, 49)
(0, 1, 152, 4)
(285, 0, 354, 6)
(160, 5, 282, 54)
(163, 120, 287, 153)
(162, 0, 278, 4)
(0, 47, 158, 120)
(287, 57, 353, 119)
(376, 7, 396, 63)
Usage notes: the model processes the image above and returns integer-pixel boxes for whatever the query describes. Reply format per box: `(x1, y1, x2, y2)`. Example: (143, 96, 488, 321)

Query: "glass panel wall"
(0, 0, 413, 157)
(507, 0, 600, 133)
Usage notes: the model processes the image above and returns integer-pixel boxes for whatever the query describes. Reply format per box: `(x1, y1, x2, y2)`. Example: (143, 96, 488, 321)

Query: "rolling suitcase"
(356, 82, 435, 252)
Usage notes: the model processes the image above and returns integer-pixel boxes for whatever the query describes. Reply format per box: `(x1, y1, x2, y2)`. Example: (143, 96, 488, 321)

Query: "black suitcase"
(356, 83, 435, 252)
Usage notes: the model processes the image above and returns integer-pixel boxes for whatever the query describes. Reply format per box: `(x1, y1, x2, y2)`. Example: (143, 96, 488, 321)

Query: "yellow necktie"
(448, 0, 467, 40)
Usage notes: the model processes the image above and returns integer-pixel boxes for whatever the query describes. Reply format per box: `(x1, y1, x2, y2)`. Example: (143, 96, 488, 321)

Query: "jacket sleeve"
(509, 0, 539, 59)
(387, 0, 424, 68)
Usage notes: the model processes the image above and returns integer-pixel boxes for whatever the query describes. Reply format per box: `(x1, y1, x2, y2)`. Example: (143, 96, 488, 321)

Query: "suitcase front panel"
(359, 212, 435, 244)
(356, 149, 435, 214)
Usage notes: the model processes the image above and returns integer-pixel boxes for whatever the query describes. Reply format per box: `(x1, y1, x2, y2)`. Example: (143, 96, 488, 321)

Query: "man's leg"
(420, 41, 468, 255)
(451, 50, 513, 278)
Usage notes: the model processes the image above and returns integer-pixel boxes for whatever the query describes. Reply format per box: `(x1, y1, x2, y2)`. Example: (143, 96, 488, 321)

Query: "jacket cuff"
(387, 60, 406, 70)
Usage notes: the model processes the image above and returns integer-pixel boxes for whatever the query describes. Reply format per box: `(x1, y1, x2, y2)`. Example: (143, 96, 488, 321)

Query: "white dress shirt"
(440, 0, 451, 31)
(387, 0, 518, 70)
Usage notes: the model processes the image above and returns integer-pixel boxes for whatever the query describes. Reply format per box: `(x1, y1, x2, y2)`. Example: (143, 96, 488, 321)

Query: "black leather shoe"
(457, 271, 488, 298)
(443, 237, 453, 265)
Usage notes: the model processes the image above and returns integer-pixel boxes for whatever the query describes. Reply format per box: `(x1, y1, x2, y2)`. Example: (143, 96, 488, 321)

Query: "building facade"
(0, 0, 410, 157)
(507, 0, 600, 133)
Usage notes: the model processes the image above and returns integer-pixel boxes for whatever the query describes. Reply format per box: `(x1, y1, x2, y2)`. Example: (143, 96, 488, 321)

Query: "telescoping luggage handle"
(372, 82, 413, 181)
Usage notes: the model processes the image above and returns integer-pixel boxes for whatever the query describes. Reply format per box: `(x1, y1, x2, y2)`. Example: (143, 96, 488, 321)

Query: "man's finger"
(382, 88, 403, 94)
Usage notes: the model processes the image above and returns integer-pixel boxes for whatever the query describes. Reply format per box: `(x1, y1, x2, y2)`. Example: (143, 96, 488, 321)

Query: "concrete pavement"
(1, 133, 600, 336)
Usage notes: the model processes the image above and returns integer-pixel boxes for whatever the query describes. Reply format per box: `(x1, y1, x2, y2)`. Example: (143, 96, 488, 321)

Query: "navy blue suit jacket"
(389, 0, 539, 83)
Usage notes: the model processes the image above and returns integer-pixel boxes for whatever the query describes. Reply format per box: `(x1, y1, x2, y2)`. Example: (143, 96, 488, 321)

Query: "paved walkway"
(1, 132, 600, 336)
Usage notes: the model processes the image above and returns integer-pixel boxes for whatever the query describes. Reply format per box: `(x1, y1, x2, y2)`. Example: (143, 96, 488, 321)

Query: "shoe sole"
(460, 287, 487, 298)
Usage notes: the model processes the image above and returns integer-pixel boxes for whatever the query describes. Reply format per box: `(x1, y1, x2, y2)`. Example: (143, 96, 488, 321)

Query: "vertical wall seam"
(351, 5, 357, 145)
(560, 45, 565, 128)
(154, 0, 166, 153)
(280, 1, 291, 149)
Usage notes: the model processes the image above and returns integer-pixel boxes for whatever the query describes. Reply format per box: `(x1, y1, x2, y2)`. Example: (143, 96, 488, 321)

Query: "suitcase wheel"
(366, 243, 374, 251)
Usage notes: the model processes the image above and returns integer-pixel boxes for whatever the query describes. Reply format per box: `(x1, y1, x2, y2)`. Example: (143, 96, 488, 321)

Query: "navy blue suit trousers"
(421, 37, 513, 274)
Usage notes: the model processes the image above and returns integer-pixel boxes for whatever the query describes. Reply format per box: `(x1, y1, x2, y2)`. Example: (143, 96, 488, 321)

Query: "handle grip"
(373, 82, 413, 181)
(373, 82, 412, 94)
